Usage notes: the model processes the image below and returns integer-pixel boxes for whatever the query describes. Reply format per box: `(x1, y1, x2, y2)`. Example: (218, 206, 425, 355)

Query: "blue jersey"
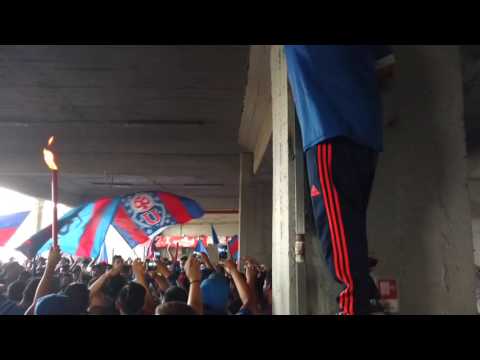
(284, 45, 395, 152)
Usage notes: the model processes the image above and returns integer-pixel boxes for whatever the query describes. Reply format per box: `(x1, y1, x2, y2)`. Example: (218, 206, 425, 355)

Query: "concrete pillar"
(467, 186, 480, 267)
(467, 180, 480, 269)
(255, 181, 273, 268)
(239, 152, 255, 268)
(293, 114, 308, 314)
(470, 202, 480, 267)
(367, 46, 476, 314)
(238, 152, 272, 268)
(271, 45, 297, 314)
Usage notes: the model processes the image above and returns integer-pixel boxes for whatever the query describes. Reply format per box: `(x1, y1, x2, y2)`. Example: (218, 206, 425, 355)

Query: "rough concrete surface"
(367, 46, 476, 314)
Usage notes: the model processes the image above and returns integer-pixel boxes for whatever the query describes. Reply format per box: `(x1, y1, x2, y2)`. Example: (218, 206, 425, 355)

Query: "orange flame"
(43, 136, 58, 171)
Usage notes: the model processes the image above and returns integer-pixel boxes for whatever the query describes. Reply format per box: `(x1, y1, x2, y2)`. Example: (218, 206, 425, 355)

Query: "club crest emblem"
(132, 194, 155, 212)
(124, 192, 171, 233)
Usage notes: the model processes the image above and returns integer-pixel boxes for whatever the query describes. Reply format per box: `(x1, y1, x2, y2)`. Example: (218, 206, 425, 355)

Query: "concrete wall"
(245, 181, 272, 267)
(238, 152, 273, 269)
(471, 216, 480, 267)
(468, 195, 480, 267)
(368, 46, 476, 314)
(162, 222, 238, 238)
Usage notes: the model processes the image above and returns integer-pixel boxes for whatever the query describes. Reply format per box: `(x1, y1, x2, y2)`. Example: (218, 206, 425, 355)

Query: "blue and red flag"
(96, 241, 109, 265)
(113, 191, 204, 248)
(18, 198, 120, 259)
(194, 237, 209, 255)
(211, 224, 219, 246)
(228, 235, 239, 263)
(16, 191, 204, 259)
(0, 211, 30, 246)
(16, 214, 74, 258)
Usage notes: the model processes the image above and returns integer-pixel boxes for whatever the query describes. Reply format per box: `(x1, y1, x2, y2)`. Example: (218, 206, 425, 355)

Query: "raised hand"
(184, 255, 201, 283)
(244, 262, 258, 283)
(132, 259, 145, 278)
(242, 256, 258, 266)
(108, 259, 123, 277)
(47, 244, 62, 269)
(221, 258, 237, 275)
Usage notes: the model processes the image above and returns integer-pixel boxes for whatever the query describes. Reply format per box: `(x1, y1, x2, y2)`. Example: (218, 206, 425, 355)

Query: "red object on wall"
(378, 279, 398, 300)
(154, 234, 229, 249)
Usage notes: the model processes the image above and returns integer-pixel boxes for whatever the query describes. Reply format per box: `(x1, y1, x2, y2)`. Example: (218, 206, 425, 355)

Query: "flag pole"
(173, 241, 179, 266)
(237, 235, 241, 271)
(33, 199, 44, 277)
(52, 169, 58, 248)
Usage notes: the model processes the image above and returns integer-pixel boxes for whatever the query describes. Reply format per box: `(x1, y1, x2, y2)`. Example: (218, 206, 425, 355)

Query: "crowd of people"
(0, 247, 272, 315)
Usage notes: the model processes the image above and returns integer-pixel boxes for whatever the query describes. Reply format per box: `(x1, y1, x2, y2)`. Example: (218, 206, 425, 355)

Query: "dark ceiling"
(0, 45, 250, 210)
(462, 45, 480, 153)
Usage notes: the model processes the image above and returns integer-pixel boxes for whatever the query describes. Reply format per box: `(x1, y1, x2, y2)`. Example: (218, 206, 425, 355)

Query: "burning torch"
(43, 136, 59, 247)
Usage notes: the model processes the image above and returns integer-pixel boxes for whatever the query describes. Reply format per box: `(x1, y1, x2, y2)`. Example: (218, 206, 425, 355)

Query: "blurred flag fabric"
(145, 237, 156, 260)
(194, 237, 208, 255)
(18, 198, 120, 259)
(113, 191, 204, 248)
(0, 211, 30, 246)
(211, 224, 219, 246)
(96, 241, 109, 264)
(228, 235, 239, 263)
(16, 191, 204, 259)
(17, 219, 65, 259)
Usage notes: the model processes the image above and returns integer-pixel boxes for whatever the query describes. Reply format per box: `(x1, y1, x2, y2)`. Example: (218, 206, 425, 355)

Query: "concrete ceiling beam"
(238, 45, 273, 174)
(0, 153, 239, 177)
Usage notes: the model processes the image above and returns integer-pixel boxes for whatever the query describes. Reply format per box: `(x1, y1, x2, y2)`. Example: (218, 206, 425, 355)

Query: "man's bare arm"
(222, 259, 257, 314)
(184, 255, 203, 315)
(25, 245, 61, 315)
(132, 259, 156, 314)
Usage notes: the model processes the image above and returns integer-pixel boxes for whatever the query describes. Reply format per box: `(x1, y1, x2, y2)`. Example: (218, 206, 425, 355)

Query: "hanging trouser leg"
(305, 137, 377, 315)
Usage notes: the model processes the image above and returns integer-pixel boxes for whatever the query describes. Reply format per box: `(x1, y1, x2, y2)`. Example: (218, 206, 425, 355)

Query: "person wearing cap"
(34, 282, 89, 315)
(285, 45, 396, 315)
(200, 272, 230, 315)
(200, 258, 256, 315)
(35, 293, 73, 315)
